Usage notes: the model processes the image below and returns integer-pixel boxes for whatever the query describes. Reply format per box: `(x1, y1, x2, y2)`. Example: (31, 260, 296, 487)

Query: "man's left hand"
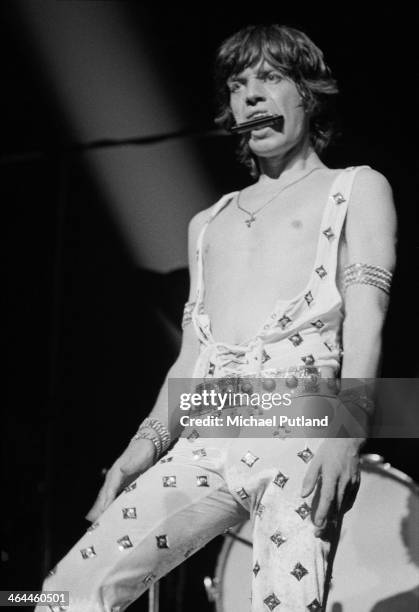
(301, 438, 364, 537)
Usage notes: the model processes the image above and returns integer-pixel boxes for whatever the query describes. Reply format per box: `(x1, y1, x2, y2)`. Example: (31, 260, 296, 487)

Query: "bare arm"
(86, 209, 210, 521)
(144, 208, 210, 441)
(302, 168, 398, 533)
(340, 168, 397, 379)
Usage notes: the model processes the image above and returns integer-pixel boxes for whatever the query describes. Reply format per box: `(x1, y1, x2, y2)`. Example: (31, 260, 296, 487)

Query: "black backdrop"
(3, 4, 418, 611)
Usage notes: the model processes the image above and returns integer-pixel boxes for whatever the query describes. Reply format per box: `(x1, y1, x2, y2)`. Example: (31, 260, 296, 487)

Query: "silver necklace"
(237, 166, 323, 227)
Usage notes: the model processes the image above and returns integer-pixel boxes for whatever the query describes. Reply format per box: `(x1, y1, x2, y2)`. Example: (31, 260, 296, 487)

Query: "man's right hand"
(85, 437, 157, 523)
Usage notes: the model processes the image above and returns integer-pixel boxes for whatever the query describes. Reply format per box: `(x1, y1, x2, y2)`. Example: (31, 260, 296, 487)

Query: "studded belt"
(193, 366, 340, 412)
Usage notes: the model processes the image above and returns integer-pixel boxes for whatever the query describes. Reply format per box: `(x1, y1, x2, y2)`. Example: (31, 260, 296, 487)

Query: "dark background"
(3, 3, 418, 611)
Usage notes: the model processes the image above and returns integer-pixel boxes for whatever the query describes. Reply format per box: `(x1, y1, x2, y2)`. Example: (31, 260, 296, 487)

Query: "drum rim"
(212, 454, 419, 611)
(361, 453, 419, 494)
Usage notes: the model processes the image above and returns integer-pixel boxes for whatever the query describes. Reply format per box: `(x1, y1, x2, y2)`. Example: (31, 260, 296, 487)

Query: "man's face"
(227, 60, 309, 158)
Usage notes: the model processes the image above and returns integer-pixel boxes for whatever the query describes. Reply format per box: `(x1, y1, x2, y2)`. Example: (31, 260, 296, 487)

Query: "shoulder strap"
(325, 165, 371, 279)
(195, 192, 238, 253)
(211, 191, 239, 220)
(195, 191, 238, 302)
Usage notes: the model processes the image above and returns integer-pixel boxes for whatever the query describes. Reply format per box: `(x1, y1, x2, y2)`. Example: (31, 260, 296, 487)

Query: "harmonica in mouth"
(230, 114, 284, 134)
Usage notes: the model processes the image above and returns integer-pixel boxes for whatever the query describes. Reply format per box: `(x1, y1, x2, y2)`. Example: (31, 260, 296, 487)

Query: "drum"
(207, 455, 419, 612)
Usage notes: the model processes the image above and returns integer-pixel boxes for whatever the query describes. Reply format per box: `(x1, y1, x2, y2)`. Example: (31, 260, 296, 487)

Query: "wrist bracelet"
(141, 418, 171, 454)
(133, 418, 171, 459)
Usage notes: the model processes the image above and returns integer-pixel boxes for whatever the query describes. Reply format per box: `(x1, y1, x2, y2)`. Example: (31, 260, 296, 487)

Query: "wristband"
(133, 417, 171, 459)
(141, 417, 171, 454)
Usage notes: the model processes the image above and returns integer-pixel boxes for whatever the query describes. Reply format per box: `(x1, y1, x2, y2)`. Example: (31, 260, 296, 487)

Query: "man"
(39, 24, 396, 611)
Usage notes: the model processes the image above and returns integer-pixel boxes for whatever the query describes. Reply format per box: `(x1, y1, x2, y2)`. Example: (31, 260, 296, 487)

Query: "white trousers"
(38, 435, 340, 612)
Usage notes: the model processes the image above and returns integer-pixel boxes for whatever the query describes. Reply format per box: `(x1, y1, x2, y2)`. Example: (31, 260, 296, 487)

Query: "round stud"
(262, 378, 276, 391)
(304, 374, 319, 391)
(285, 375, 298, 388)
(241, 381, 253, 394)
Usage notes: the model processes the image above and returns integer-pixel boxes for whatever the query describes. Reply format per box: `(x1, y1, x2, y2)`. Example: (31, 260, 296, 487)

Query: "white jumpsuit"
(38, 166, 369, 612)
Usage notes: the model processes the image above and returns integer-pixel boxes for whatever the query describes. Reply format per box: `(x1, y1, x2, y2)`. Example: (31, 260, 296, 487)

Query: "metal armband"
(343, 263, 393, 295)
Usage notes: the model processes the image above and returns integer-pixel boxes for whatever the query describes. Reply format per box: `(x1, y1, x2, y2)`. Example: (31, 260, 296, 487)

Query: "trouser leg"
(224, 437, 341, 612)
(37, 438, 247, 612)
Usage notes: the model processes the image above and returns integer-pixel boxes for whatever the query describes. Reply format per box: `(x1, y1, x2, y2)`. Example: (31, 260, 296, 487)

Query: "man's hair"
(214, 24, 339, 177)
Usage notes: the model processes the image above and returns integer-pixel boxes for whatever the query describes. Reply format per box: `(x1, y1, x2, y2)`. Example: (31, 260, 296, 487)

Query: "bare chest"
(201, 186, 334, 344)
(205, 195, 324, 293)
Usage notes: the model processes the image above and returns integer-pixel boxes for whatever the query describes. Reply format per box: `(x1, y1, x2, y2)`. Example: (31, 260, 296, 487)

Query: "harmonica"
(230, 114, 284, 134)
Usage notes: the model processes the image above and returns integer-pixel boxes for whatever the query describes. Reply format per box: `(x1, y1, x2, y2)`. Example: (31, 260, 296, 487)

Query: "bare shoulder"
(345, 167, 397, 268)
(349, 167, 397, 226)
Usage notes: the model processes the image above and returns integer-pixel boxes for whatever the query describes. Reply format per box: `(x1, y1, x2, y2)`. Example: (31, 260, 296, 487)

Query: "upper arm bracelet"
(343, 263, 393, 295)
(181, 300, 196, 329)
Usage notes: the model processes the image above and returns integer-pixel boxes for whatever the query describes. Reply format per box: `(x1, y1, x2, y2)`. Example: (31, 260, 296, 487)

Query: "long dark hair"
(214, 25, 339, 177)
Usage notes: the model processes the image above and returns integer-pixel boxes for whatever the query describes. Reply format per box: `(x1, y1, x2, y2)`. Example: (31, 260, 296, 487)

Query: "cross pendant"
(245, 214, 256, 227)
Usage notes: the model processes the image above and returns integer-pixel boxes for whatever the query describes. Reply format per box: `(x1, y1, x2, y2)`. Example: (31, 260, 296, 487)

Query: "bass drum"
(211, 455, 419, 612)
